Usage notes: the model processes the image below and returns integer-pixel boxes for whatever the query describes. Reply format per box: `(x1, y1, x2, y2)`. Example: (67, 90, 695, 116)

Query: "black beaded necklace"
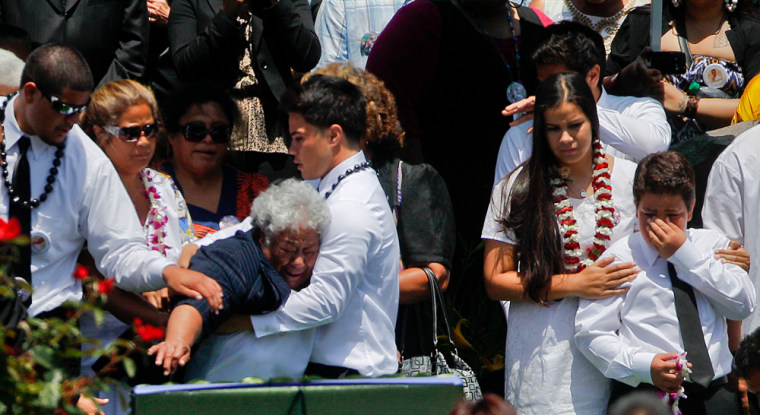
(323, 162, 372, 199)
(0, 93, 64, 209)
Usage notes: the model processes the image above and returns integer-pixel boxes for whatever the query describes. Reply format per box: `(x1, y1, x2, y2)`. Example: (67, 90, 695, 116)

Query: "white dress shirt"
(314, 0, 410, 69)
(480, 159, 637, 415)
(186, 329, 315, 382)
(251, 151, 400, 376)
(703, 124, 760, 336)
(493, 88, 670, 185)
(2, 96, 172, 316)
(575, 230, 756, 387)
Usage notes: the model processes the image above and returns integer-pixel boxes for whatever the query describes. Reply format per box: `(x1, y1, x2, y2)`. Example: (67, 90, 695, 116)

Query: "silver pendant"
(507, 81, 527, 103)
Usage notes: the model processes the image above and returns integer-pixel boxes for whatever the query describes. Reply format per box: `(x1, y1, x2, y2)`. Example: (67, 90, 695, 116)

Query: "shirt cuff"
(250, 311, 279, 338)
(147, 259, 174, 290)
(632, 352, 658, 386)
(668, 239, 703, 271)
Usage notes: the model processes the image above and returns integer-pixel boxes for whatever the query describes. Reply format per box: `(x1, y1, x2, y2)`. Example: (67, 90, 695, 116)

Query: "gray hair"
(0, 48, 23, 88)
(251, 178, 331, 246)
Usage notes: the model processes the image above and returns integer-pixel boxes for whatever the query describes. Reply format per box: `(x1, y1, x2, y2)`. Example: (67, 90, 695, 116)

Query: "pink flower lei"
(551, 141, 615, 273)
(657, 352, 691, 415)
(139, 169, 170, 256)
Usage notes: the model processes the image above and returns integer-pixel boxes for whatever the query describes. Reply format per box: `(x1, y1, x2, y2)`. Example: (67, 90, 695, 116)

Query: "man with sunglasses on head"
(0, 44, 224, 348)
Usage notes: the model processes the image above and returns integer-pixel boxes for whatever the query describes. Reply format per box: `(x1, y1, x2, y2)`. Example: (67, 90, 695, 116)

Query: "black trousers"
(609, 378, 741, 415)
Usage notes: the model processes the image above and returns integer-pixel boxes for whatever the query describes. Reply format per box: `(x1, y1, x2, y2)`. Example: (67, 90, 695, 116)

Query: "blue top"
(176, 229, 291, 337)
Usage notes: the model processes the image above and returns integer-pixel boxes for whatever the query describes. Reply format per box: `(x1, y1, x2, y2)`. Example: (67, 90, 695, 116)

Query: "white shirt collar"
(3, 95, 53, 161)
(317, 151, 367, 197)
(597, 86, 611, 109)
(636, 232, 661, 267)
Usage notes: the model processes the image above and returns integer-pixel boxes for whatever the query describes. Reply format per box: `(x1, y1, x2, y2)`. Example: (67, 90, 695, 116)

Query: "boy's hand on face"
(651, 353, 686, 393)
(646, 218, 687, 258)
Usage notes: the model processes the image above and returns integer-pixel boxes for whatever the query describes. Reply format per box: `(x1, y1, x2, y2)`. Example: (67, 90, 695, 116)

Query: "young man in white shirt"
(494, 21, 670, 185)
(575, 152, 755, 414)
(250, 75, 400, 377)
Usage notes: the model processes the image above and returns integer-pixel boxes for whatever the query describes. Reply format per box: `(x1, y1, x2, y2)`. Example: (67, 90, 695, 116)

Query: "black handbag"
(399, 267, 483, 402)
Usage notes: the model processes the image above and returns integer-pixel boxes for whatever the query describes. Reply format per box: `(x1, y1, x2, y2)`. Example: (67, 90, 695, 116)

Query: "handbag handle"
(422, 267, 457, 354)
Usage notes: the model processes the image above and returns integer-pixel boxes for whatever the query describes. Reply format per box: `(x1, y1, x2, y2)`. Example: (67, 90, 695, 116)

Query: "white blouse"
(481, 158, 638, 415)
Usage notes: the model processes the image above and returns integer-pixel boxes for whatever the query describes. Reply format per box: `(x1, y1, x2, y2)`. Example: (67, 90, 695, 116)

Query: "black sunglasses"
(38, 89, 89, 115)
(181, 122, 231, 143)
(103, 123, 159, 142)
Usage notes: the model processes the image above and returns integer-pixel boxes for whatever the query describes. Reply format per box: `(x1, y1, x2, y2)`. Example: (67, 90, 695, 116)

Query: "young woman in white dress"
(482, 72, 639, 415)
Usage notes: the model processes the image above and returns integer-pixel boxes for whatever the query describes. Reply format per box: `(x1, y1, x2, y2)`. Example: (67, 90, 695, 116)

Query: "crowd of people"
(2, 0, 760, 414)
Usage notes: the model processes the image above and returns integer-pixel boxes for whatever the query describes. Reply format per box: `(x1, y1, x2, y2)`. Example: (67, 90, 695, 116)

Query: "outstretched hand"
(148, 339, 192, 376)
(502, 96, 535, 129)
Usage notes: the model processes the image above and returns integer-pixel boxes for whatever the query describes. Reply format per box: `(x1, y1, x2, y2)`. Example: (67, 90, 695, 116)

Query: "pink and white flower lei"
(551, 141, 615, 272)
(657, 352, 691, 415)
(139, 169, 171, 256)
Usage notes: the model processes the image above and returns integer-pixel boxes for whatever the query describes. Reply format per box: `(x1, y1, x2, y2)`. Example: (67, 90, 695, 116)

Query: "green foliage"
(0, 251, 154, 414)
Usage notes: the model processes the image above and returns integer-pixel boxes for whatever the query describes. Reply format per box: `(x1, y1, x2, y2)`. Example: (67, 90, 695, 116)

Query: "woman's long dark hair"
(498, 73, 600, 304)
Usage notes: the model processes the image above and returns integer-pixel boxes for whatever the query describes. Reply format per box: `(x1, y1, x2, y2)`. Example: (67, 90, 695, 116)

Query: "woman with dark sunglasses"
(79, 79, 199, 414)
(159, 83, 269, 239)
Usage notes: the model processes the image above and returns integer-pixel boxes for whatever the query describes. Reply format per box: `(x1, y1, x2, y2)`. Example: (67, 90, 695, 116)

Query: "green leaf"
(37, 370, 62, 407)
(123, 357, 136, 378)
(93, 308, 105, 326)
(32, 345, 56, 370)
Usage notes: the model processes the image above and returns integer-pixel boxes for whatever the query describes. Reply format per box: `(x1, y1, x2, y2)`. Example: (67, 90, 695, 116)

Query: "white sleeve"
(251, 199, 372, 336)
(575, 250, 657, 387)
(668, 235, 756, 320)
(598, 97, 670, 162)
(314, 0, 347, 68)
(83, 161, 172, 292)
(194, 217, 254, 248)
(702, 155, 744, 243)
(482, 174, 517, 244)
(493, 123, 532, 187)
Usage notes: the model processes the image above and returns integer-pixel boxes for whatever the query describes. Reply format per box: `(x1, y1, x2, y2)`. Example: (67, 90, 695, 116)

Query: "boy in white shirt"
(575, 151, 755, 414)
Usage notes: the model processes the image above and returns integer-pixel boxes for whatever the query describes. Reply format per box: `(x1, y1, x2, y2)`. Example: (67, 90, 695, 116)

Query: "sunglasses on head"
(181, 122, 231, 143)
(38, 89, 89, 116)
(103, 123, 159, 142)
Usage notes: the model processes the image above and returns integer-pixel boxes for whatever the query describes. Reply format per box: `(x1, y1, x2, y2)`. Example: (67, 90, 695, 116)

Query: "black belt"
(305, 362, 359, 379)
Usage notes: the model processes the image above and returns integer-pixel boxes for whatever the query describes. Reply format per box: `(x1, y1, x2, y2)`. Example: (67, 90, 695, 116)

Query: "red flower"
(73, 264, 89, 280)
(0, 217, 21, 241)
(98, 278, 115, 294)
(134, 318, 165, 342)
(598, 218, 615, 228)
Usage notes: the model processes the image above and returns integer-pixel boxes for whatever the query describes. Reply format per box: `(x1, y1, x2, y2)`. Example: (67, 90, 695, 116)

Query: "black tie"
(667, 262, 715, 388)
(9, 136, 32, 306)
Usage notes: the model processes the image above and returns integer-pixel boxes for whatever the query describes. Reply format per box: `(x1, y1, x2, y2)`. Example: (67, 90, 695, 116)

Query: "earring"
(671, 0, 680, 7)
(725, 0, 737, 12)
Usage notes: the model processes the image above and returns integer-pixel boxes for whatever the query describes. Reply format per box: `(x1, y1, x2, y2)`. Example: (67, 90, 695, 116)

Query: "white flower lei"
(551, 141, 615, 273)
(139, 169, 170, 256)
